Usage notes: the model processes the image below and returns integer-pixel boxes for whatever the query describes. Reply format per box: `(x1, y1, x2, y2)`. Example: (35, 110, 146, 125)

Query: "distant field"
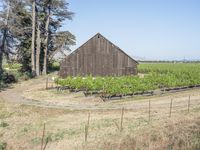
(138, 62, 200, 73)
(56, 63, 200, 97)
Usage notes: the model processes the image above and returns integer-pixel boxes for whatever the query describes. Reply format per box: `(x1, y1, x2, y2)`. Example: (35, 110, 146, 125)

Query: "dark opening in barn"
(59, 33, 138, 77)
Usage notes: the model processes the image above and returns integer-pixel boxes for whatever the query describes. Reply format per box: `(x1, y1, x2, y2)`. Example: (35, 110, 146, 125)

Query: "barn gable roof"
(66, 33, 138, 64)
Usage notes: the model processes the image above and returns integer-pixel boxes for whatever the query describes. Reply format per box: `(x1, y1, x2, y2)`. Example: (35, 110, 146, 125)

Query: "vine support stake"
(169, 98, 173, 117)
(188, 95, 191, 113)
(120, 107, 124, 132)
(85, 112, 90, 142)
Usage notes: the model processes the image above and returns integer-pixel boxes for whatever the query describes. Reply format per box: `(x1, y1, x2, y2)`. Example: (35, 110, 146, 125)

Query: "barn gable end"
(59, 33, 138, 77)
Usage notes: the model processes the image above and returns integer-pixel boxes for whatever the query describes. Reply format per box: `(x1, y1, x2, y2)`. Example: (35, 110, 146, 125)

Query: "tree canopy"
(0, 0, 75, 77)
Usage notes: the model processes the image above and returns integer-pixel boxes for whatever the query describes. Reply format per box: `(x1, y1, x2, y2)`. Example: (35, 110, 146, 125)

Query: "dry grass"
(84, 115, 200, 150)
(0, 98, 200, 150)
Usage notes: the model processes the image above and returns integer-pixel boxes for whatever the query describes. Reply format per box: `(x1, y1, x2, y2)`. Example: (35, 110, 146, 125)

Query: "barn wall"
(59, 34, 138, 77)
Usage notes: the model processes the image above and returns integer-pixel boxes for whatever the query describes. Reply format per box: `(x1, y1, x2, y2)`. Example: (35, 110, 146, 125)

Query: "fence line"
(83, 96, 194, 142)
(38, 95, 196, 145)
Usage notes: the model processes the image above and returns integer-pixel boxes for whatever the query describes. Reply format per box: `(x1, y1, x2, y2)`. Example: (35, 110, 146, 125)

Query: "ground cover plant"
(55, 63, 200, 97)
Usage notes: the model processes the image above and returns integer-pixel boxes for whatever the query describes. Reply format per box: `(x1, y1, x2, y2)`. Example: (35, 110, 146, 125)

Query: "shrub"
(3, 63, 22, 70)
(1, 72, 17, 84)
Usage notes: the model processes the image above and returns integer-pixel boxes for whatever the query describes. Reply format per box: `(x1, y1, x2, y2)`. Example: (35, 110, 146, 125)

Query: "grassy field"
(138, 62, 200, 73)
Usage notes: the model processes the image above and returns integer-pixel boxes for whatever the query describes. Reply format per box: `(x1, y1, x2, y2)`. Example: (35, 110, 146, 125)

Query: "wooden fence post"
(87, 112, 90, 126)
(46, 78, 48, 90)
(43, 137, 49, 150)
(120, 107, 124, 132)
(85, 112, 90, 142)
(41, 123, 46, 150)
(188, 95, 191, 113)
(149, 100, 151, 123)
(169, 98, 173, 117)
(85, 125, 88, 142)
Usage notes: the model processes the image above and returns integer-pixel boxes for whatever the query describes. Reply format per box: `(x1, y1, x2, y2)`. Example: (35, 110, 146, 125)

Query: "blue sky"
(62, 0, 200, 60)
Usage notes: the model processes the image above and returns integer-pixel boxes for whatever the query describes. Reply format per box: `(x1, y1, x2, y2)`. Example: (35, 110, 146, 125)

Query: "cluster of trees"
(0, 0, 75, 77)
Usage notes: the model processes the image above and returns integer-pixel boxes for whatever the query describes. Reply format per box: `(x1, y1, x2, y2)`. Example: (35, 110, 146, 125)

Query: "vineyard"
(55, 63, 200, 98)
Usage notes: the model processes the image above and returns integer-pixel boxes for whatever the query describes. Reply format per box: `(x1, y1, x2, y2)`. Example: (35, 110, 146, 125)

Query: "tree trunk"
(36, 24, 41, 76)
(31, 0, 36, 76)
(0, 52, 3, 76)
(0, 32, 7, 75)
(42, 4, 51, 75)
(0, 1, 10, 76)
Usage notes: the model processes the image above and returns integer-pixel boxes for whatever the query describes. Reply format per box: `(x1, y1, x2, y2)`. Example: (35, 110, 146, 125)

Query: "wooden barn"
(59, 33, 138, 77)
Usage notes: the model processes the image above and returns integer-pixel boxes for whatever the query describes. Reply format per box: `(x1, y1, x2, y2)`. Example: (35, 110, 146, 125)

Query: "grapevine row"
(55, 63, 200, 97)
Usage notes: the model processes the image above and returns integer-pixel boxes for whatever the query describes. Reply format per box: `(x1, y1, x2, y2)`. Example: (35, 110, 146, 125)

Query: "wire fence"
(40, 86, 200, 148)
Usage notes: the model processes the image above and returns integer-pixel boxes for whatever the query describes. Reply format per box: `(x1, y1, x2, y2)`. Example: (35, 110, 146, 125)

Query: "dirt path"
(0, 77, 44, 102)
(1, 76, 200, 111)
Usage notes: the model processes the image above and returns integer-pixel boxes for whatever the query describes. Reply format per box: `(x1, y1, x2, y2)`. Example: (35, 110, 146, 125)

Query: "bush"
(19, 72, 33, 81)
(3, 63, 22, 70)
(0, 69, 33, 87)
(48, 61, 60, 72)
(1, 72, 17, 84)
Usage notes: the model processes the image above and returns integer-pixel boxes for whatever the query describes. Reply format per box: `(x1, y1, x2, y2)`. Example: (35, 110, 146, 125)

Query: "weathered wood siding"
(59, 33, 138, 77)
